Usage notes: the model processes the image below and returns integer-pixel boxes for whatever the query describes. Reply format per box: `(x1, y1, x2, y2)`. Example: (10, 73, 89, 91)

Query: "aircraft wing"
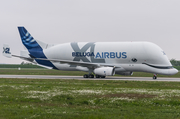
(12, 55, 117, 68)
(36, 57, 100, 68)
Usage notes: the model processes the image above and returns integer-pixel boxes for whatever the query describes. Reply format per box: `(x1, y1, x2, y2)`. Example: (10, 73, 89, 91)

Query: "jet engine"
(94, 67, 115, 76)
(116, 71, 133, 76)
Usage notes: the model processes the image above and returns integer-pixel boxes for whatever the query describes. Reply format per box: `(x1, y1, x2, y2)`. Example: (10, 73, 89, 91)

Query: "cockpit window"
(162, 51, 166, 55)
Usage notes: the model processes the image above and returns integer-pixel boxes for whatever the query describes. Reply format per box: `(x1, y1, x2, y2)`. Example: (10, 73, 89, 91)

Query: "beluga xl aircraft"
(3, 27, 178, 79)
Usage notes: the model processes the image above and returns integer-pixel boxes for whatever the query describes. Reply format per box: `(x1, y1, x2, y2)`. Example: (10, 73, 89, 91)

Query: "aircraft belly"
(53, 63, 77, 71)
(121, 64, 143, 72)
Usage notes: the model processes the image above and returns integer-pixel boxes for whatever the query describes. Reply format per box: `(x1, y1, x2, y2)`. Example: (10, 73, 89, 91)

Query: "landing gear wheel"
(83, 74, 89, 78)
(83, 74, 94, 78)
(89, 74, 94, 78)
(153, 74, 157, 79)
(96, 75, 100, 78)
(95, 75, 106, 78)
(153, 76, 157, 79)
(101, 76, 106, 78)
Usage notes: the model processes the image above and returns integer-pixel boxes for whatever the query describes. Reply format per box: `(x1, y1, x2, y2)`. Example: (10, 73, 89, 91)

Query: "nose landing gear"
(153, 74, 157, 79)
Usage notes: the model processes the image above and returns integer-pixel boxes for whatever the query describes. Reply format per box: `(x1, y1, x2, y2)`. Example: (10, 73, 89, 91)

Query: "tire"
(101, 76, 106, 78)
(83, 74, 89, 78)
(96, 75, 100, 78)
(89, 74, 94, 78)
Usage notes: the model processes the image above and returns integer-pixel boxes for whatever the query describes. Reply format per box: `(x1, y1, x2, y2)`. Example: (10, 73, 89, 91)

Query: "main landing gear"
(153, 74, 157, 79)
(83, 74, 106, 78)
(83, 74, 94, 78)
(95, 75, 106, 78)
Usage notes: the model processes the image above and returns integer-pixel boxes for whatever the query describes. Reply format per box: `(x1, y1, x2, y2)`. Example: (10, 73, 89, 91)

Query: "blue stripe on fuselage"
(28, 50, 58, 69)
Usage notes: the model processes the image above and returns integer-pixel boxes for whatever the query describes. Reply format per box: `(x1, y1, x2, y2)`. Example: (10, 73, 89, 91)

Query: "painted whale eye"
(132, 58, 137, 62)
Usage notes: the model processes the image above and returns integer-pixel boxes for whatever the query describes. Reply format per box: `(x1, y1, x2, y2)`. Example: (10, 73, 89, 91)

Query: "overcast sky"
(1, 0, 180, 64)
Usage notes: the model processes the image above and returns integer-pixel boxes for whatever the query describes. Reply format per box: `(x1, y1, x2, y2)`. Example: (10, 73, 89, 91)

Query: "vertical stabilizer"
(18, 27, 49, 50)
(17, 27, 57, 69)
(18, 27, 43, 50)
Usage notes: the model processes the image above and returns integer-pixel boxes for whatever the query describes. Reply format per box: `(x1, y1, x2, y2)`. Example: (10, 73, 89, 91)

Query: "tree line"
(170, 59, 180, 66)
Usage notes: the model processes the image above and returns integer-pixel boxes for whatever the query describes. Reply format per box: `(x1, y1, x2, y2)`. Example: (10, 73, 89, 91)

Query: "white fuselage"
(4, 27, 177, 78)
(39, 42, 178, 75)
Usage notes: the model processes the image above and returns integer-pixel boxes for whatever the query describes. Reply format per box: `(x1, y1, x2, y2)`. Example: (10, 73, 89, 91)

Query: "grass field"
(0, 64, 44, 69)
(1, 79, 180, 118)
(0, 68, 179, 118)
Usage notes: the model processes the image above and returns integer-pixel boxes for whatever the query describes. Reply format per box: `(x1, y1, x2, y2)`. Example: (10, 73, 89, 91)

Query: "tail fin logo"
(18, 27, 40, 50)
(17, 27, 57, 69)
(3, 47, 10, 54)
(3, 44, 12, 58)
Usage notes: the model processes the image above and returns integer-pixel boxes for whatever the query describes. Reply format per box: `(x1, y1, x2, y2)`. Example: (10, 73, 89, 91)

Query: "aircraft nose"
(170, 68, 179, 75)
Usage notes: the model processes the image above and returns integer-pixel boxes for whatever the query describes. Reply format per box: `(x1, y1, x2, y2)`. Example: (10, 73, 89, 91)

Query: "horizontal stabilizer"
(3, 44, 12, 58)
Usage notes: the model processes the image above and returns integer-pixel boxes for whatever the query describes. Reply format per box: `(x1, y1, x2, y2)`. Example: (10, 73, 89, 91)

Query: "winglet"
(3, 44, 12, 58)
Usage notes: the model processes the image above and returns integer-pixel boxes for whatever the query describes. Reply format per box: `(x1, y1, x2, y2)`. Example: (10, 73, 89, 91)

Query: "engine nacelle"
(116, 71, 133, 76)
(94, 67, 115, 76)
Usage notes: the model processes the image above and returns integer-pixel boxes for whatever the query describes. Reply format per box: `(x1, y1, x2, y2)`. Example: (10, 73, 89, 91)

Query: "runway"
(0, 75, 180, 81)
